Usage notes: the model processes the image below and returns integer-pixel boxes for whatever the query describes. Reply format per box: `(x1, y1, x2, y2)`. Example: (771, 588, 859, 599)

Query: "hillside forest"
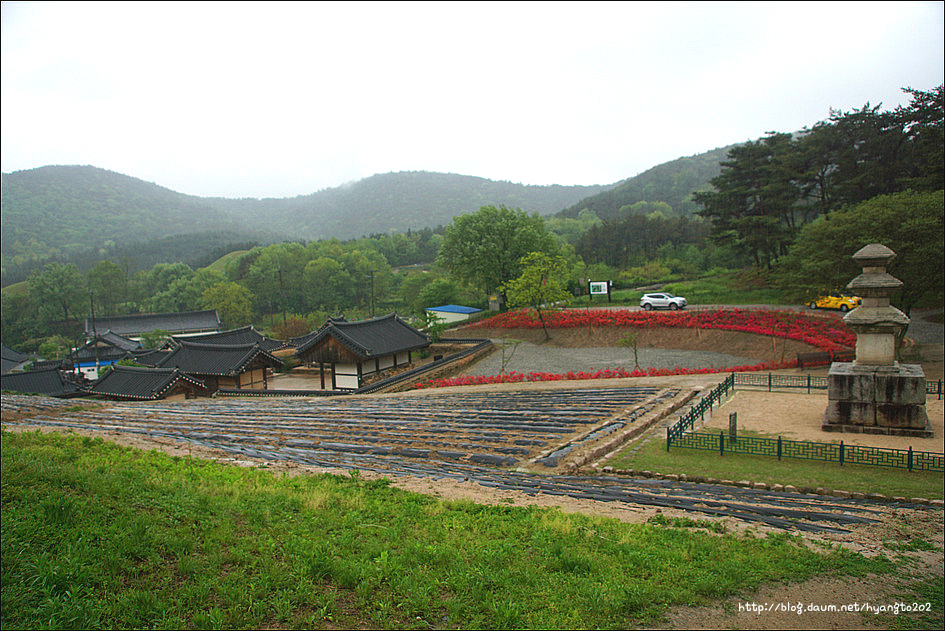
(2, 86, 942, 357)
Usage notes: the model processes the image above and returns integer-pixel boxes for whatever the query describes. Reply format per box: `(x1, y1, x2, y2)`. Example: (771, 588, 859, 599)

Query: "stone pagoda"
(822, 244, 931, 436)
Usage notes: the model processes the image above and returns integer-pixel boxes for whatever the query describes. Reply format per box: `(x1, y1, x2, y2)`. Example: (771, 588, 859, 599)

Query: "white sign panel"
(589, 281, 609, 295)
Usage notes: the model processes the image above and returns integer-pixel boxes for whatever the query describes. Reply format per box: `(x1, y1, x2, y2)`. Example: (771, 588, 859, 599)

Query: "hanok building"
(1, 343, 32, 374)
(171, 325, 289, 353)
(0, 367, 85, 398)
(89, 365, 206, 401)
(70, 330, 141, 379)
(149, 340, 283, 394)
(86, 309, 222, 342)
(295, 313, 430, 391)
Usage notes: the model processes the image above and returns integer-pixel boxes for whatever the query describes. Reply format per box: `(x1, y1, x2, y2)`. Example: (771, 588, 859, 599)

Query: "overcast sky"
(2, 1, 943, 199)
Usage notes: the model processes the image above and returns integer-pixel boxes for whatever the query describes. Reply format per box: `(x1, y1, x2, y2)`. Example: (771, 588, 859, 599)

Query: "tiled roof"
(29, 359, 70, 371)
(89, 366, 204, 400)
(0, 368, 84, 397)
(129, 348, 173, 366)
(287, 317, 348, 348)
(2, 343, 31, 375)
(173, 326, 288, 352)
(295, 313, 430, 359)
(71, 331, 141, 362)
(85, 310, 221, 337)
(157, 341, 284, 376)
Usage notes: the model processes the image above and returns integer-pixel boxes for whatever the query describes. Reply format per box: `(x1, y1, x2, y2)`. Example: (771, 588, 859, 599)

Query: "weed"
(648, 513, 729, 534)
(886, 538, 937, 552)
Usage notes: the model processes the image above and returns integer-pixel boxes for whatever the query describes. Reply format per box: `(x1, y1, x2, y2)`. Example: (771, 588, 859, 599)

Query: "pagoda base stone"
(822, 362, 932, 437)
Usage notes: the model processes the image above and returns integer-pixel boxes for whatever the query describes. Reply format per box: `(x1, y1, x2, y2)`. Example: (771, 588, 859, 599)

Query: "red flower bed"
(467, 308, 855, 352)
(414, 360, 798, 389)
(412, 308, 856, 390)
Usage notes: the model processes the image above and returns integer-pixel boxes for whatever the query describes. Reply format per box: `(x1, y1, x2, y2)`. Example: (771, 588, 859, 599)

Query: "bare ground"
(448, 325, 823, 362)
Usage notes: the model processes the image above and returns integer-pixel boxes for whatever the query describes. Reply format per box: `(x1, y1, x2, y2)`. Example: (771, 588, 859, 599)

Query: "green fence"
(670, 430, 944, 472)
(734, 372, 943, 399)
(666, 372, 944, 472)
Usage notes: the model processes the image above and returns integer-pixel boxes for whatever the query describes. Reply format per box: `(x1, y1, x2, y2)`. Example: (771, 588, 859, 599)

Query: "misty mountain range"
(1, 145, 733, 284)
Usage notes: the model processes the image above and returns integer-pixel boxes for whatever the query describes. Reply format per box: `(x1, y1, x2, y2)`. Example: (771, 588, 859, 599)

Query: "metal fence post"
(807, 374, 811, 395)
(908, 446, 913, 472)
(839, 441, 844, 466)
(768, 373, 772, 392)
(719, 431, 724, 456)
(777, 435, 782, 461)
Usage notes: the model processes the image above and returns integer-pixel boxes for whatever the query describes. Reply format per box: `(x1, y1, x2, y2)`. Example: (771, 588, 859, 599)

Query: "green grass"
(1, 280, 29, 296)
(604, 268, 790, 307)
(1, 430, 894, 630)
(202, 249, 251, 274)
(606, 432, 944, 500)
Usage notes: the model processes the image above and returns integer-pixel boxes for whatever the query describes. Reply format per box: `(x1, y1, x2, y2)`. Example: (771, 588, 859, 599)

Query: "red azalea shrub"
(414, 361, 798, 389)
(412, 308, 856, 390)
(466, 308, 855, 352)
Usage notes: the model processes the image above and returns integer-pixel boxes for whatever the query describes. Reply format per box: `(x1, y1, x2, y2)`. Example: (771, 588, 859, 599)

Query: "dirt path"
(702, 391, 945, 452)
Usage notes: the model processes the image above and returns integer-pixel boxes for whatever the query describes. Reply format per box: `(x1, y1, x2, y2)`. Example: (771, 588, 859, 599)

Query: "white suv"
(640, 292, 687, 311)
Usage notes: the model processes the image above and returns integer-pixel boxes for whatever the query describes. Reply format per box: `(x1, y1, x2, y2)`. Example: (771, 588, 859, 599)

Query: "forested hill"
(557, 145, 737, 219)
(202, 171, 614, 240)
(1, 165, 254, 255)
(1, 151, 729, 285)
(0, 166, 614, 284)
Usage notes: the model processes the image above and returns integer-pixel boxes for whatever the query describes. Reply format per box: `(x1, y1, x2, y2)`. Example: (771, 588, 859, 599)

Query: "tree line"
(694, 86, 943, 269)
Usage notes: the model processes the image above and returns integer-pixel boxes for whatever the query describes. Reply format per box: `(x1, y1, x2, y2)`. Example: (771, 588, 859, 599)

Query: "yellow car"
(808, 292, 861, 312)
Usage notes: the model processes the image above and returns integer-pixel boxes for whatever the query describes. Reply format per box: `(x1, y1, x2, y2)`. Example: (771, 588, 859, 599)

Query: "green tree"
(201, 281, 254, 329)
(417, 278, 463, 312)
(302, 257, 354, 313)
(438, 205, 557, 299)
(27, 262, 86, 337)
(86, 260, 126, 315)
(694, 133, 800, 268)
(37, 335, 72, 360)
(897, 85, 945, 191)
(501, 252, 572, 340)
(1, 289, 35, 346)
(775, 190, 944, 315)
(140, 328, 171, 350)
(150, 268, 226, 313)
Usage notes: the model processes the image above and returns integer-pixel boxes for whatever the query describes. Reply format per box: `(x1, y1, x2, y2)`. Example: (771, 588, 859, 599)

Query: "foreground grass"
(1, 430, 891, 630)
(606, 431, 944, 501)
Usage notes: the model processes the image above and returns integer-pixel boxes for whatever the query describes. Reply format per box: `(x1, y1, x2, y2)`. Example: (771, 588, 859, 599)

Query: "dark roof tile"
(157, 341, 283, 375)
(1, 368, 84, 397)
(296, 313, 429, 359)
(85, 310, 221, 337)
(89, 366, 204, 400)
(173, 326, 288, 352)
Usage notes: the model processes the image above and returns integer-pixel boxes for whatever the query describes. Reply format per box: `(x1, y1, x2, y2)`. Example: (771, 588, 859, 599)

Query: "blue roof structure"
(425, 305, 482, 314)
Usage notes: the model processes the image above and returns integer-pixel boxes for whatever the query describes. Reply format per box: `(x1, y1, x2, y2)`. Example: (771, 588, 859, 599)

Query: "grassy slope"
(2, 430, 888, 630)
(606, 430, 944, 500)
(203, 249, 251, 275)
